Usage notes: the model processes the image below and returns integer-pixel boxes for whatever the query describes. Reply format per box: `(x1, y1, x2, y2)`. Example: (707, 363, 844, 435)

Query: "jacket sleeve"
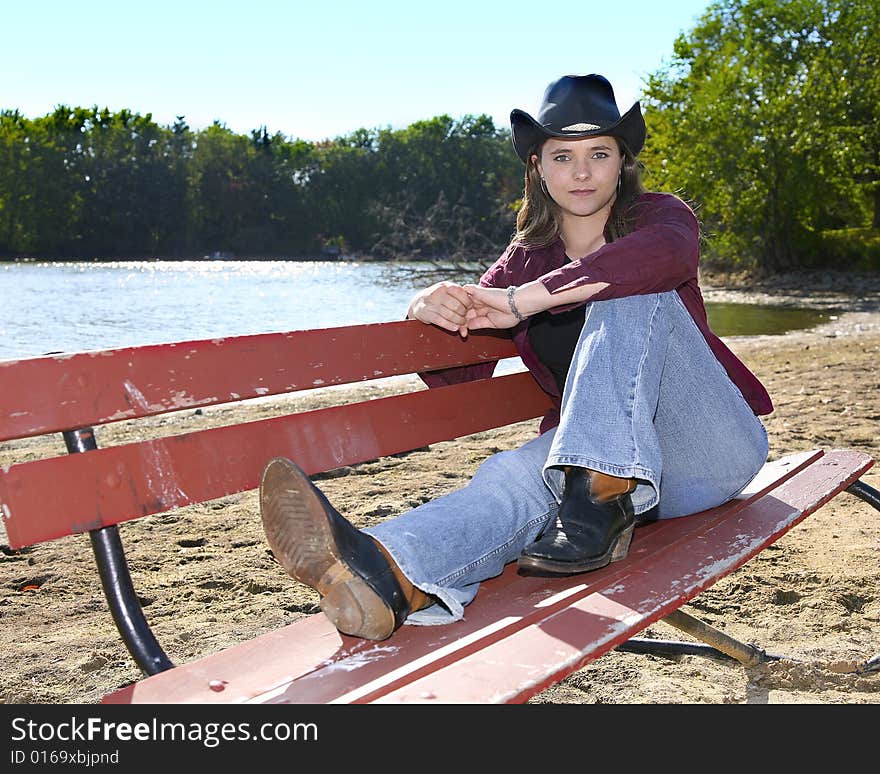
(417, 247, 513, 389)
(540, 194, 699, 303)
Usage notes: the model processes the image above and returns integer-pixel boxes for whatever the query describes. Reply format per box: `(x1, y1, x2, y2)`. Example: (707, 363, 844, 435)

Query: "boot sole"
(517, 523, 634, 576)
(259, 458, 397, 640)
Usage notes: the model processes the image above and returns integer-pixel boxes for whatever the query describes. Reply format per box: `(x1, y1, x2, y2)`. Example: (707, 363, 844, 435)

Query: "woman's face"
(533, 136, 623, 221)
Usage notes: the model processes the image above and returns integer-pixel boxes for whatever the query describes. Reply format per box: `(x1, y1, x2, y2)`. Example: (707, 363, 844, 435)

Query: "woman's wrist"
(506, 285, 526, 321)
(510, 280, 552, 318)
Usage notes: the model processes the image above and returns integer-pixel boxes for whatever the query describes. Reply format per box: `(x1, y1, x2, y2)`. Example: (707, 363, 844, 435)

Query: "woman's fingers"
(436, 286, 474, 330)
(411, 283, 475, 331)
(410, 282, 522, 333)
(441, 283, 472, 313)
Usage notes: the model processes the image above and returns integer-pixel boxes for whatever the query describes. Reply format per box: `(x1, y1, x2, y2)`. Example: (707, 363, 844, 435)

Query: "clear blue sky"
(1, 0, 712, 141)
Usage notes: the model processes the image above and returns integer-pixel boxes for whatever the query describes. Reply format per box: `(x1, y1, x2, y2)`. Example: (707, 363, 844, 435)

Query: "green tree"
(74, 108, 182, 257)
(188, 122, 252, 253)
(368, 114, 520, 260)
(0, 107, 90, 255)
(259, 131, 315, 255)
(799, 0, 880, 230)
(0, 110, 34, 252)
(300, 130, 377, 253)
(155, 116, 194, 255)
(642, 0, 878, 271)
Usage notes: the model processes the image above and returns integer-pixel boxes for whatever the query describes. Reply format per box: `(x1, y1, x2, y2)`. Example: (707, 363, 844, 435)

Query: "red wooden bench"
(1, 320, 877, 704)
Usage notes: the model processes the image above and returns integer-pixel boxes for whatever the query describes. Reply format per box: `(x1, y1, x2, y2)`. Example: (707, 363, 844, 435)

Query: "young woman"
(258, 74, 773, 641)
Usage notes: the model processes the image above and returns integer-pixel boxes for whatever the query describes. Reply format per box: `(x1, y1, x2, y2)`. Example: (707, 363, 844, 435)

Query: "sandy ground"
(1, 271, 879, 705)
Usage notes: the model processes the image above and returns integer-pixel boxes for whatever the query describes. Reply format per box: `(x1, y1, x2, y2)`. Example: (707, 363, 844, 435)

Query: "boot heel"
(610, 524, 634, 562)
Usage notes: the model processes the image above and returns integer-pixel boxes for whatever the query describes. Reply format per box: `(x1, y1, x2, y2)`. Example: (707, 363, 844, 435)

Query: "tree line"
(0, 109, 522, 263)
(0, 0, 876, 272)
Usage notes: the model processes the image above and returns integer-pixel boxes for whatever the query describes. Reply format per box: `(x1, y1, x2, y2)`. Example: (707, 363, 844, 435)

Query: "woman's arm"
(541, 194, 700, 300)
(464, 281, 605, 329)
(465, 194, 699, 330)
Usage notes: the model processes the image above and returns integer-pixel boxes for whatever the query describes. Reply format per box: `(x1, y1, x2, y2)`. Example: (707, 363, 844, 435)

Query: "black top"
(527, 303, 586, 394)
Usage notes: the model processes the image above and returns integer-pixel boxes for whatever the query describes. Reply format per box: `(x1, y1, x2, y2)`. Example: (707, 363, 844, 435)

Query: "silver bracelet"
(507, 285, 526, 321)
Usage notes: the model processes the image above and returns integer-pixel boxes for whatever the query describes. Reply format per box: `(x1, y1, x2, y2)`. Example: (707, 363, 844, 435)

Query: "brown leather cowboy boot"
(259, 457, 421, 640)
(518, 466, 636, 576)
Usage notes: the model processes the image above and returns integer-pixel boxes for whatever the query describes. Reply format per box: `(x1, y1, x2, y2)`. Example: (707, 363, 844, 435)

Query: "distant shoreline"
(0, 253, 380, 264)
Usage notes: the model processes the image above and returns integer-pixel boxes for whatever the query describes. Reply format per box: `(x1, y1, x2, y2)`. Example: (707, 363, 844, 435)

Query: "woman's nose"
(573, 163, 590, 180)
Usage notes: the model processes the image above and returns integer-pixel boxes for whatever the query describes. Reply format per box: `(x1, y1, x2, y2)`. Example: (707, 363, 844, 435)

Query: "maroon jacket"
(420, 192, 773, 433)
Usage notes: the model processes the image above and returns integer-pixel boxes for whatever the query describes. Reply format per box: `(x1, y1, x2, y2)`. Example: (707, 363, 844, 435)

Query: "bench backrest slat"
(1, 371, 552, 548)
(0, 322, 517, 441)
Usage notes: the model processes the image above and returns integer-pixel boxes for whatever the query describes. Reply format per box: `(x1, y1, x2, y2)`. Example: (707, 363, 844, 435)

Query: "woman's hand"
(407, 281, 473, 335)
(462, 285, 522, 330)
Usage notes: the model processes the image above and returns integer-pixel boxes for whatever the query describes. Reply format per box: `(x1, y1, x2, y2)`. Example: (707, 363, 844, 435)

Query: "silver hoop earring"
(540, 177, 549, 195)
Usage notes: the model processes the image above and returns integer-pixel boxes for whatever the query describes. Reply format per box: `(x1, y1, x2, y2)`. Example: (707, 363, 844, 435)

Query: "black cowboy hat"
(510, 74, 646, 163)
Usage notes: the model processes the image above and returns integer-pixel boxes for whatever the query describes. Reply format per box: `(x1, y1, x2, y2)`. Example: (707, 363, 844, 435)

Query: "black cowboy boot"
(518, 466, 636, 576)
(259, 457, 430, 640)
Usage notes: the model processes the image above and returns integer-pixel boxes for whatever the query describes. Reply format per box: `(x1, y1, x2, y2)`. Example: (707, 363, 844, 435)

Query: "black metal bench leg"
(659, 609, 772, 665)
(617, 609, 782, 665)
(90, 526, 174, 675)
(847, 479, 880, 512)
(64, 427, 174, 676)
(847, 478, 880, 672)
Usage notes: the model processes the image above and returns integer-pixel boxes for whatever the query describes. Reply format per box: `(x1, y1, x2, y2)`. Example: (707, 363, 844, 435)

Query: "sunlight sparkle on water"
(0, 261, 833, 361)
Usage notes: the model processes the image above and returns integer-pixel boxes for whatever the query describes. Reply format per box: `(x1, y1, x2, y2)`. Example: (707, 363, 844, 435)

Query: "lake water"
(0, 260, 833, 362)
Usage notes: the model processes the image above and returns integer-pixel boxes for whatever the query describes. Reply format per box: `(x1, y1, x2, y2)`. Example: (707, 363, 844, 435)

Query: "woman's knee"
(579, 292, 679, 344)
(587, 291, 674, 318)
(471, 447, 536, 487)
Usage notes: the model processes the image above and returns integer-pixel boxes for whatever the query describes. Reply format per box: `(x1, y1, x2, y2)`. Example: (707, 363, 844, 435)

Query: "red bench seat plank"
(102, 614, 350, 704)
(0, 322, 516, 441)
(372, 449, 873, 703)
(101, 449, 838, 704)
(1, 372, 552, 549)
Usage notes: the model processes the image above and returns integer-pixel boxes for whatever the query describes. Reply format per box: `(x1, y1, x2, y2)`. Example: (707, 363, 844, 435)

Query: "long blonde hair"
(512, 138, 645, 249)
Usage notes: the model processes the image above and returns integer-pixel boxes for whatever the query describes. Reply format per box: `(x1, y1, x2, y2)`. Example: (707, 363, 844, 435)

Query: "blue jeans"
(365, 291, 769, 625)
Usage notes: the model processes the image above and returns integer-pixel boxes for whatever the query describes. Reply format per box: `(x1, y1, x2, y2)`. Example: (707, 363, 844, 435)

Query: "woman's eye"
(553, 154, 570, 162)
(593, 152, 609, 159)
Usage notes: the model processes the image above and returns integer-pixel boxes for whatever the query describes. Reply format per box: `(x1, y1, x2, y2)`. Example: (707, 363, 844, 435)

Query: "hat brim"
(510, 101, 646, 163)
